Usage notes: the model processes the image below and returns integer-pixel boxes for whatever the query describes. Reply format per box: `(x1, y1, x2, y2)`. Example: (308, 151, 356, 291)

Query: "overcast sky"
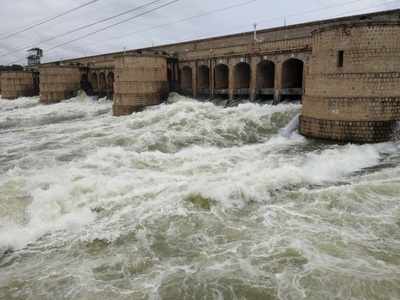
(0, 0, 398, 65)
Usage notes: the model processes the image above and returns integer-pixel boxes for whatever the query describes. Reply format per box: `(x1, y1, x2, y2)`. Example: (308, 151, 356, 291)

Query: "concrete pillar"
(1, 71, 36, 100)
(210, 60, 214, 98)
(228, 63, 234, 100)
(174, 62, 179, 91)
(250, 58, 258, 101)
(192, 62, 197, 98)
(274, 61, 283, 104)
(173, 63, 178, 91)
(39, 65, 82, 104)
(208, 60, 213, 99)
(177, 64, 182, 92)
(302, 62, 308, 101)
(113, 55, 169, 116)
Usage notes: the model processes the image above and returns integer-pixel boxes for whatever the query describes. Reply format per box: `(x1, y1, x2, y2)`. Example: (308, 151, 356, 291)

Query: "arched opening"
(99, 72, 106, 97)
(167, 67, 172, 82)
(214, 64, 229, 97)
(181, 66, 192, 95)
(91, 73, 98, 94)
(257, 60, 275, 89)
(167, 67, 175, 92)
(282, 58, 304, 101)
(234, 62, 251, 97)
(81, 73, 88, 82)
(80, 73, 93, 96)
(107, 72, 114, 100)
(198, 65, 210, 96)
(257, 60, 275, 101)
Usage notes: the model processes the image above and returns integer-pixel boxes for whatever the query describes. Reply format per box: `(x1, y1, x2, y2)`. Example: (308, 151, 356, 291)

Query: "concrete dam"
(1, 9, 400, 143)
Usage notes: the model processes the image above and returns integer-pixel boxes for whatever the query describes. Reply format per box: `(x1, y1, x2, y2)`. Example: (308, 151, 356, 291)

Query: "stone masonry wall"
(301, 21, 400, 142)
(1, 71, 36, 100)
(40, 65, 82, 104)
(113, 55, 169, 116)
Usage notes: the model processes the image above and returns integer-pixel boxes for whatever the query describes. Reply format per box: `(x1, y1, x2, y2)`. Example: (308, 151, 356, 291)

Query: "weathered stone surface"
(39, 65, 82, 104)
(113, 55, 169, 116)
(301, 21, 400, 143)
(300, 116, 396, 143)
(0, 71, 36, 100)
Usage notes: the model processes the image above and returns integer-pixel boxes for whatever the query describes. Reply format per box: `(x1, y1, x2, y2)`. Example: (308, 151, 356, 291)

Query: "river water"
(0, 94, 399, 300)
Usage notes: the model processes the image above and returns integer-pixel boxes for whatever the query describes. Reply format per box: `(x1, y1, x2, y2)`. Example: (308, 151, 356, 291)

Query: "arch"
(214, 64, 229, 90)
(257, 60, 275, 89)
(80, 73, 93, 95)
(234, 62, 251, 89)
(167, 67, 173, 91)
(198, 65, 210, 90)
(282, 58, 304, 89)
(81, 73, 88, 82)
(181, 66, 193, 93)
(99, 72, 106, 96)
(91, 73, 98, 91)
(167, 67, 172, 82)
(107, 72, 114, 89)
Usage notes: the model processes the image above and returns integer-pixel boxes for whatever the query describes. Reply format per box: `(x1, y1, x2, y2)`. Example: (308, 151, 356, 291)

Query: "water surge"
(0, 94, 399, 299)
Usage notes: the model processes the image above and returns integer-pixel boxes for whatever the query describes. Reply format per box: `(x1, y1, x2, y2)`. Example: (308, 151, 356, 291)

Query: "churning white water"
(0, 93, 399, 300)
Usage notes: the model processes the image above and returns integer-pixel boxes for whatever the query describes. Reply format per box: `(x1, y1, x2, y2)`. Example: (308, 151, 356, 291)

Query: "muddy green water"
(0, 94, 399, 300)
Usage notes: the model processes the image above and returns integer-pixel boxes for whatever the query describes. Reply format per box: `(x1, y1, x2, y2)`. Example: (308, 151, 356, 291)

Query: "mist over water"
(0, 93, 399, 300)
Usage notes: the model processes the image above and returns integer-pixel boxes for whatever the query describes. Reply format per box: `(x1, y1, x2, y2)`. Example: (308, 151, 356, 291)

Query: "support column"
(228, 63, 234, 101)
(170, 63, 175, 91)
(177, 64, 181, 92)
(302, 63, 307, 102)
(250, 57, 258, 102)
(192, 62, 197, 98)
(174, 63, 179, 91)
(274, 61, 283, 104)
(210, 60, 214, 98)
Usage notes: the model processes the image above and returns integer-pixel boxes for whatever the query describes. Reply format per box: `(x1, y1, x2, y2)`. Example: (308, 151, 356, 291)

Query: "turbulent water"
(0, 93, 399, 300)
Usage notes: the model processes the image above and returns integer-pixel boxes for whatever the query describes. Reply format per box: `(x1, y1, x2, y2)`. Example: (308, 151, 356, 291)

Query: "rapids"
(0, 93, 399, 300)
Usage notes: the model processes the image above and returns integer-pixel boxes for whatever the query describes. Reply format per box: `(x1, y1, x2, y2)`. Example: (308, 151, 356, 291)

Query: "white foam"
(0, 93, 395, 252)
(280, 113, 300, 138)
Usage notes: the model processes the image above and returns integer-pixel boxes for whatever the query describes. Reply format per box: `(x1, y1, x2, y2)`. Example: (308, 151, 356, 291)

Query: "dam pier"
(1, 9, 400, 143)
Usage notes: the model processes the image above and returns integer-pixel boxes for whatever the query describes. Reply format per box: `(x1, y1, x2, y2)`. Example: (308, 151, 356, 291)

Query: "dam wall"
(39, 65, 83, 104)
(45, 9, 400, 104)
(4, 9, 400, 142)
(0, 70, 38, 100)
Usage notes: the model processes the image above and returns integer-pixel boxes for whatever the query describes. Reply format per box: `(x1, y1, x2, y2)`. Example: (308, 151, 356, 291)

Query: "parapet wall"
(1, 71, 37, 100)
(40, 65, 82, 104)
(300, 22, 400, 143)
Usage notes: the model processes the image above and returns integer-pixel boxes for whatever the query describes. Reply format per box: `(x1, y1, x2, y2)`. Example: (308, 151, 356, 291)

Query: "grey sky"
(0, 0, 398, 65)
